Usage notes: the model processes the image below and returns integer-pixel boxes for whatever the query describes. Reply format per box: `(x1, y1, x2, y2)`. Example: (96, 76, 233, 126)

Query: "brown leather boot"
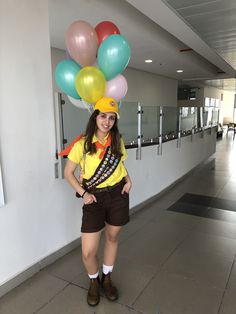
(87, 277, 100, 306)
(101, 273, 118, 301)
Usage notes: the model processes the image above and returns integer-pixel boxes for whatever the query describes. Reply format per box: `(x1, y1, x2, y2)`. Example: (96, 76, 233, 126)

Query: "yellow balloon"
(75, 66, 106, 103)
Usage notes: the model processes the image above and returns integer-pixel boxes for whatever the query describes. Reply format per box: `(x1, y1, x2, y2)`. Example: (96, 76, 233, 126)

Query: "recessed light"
(177, 69, 183, 73)
(145, 59, 153, 63)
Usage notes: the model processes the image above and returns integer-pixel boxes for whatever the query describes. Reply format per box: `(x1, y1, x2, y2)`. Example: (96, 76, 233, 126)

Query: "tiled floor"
(1, 132, 236, 314)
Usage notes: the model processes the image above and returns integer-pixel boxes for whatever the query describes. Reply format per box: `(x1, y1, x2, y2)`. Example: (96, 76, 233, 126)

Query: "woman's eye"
(109, 116, 115, 121)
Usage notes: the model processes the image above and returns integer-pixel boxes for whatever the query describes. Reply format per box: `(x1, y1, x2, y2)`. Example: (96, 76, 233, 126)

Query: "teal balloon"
(97, 34, 131, 80)
(55, 59, 81, 99)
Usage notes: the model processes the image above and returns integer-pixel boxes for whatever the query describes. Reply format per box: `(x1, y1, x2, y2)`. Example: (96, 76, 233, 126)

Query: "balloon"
(55, 59, 81, 99)
(75, 66, 106, 104)
(65, 20, 98, 67)
(67, 96, 87, 109)
(92, 60, 99, 68)
(98, 34, 131, 80)
(67, 96, 93, 112)
(95, 21, 120, 46)
(105, 74, 128, 101)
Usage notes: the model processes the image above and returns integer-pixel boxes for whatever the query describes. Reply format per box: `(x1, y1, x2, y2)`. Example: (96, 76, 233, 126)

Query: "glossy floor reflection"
(167, 193, 236, 222)
(1, 133, 236, 314)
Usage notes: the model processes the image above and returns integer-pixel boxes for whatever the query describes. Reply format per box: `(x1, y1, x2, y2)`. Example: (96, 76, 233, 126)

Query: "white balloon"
(68, 96, 87, 109)
(67, 96, 94, 113)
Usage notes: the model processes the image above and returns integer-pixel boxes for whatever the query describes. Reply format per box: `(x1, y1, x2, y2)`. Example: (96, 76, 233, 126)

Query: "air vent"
(179, 48, 193, 52)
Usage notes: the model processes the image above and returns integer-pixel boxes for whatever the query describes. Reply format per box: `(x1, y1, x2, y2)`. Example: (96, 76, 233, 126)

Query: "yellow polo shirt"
(68, 134, 127, 188)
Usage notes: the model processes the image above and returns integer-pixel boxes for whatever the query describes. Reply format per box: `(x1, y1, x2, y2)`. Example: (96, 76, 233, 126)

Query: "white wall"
(0, 0, 215, 294)
(204, 86, 221, 99)
(0, 0, 81, 287)
(124, 67, 177, 106)
(219, 90, 235, 124)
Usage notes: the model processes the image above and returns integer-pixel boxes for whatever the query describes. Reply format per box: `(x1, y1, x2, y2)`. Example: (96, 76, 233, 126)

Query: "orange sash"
(58, 133, 111, 159)
(95, 134, 111, 159)
(58, 133, 84, 157)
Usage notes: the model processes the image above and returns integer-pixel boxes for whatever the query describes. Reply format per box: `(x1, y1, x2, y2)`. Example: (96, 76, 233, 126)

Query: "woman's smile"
(96, 112, 116, 134)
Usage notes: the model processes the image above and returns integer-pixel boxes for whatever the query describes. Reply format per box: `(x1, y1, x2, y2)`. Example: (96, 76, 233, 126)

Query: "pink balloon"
(105, 74, 128, 101)
(65, 20, 98, 67)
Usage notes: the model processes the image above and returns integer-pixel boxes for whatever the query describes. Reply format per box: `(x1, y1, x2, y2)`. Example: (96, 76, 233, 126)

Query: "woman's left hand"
(121, 180, 132, 194)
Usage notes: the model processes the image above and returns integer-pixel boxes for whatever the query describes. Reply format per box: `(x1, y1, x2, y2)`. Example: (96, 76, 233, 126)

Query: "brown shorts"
(81, 179, 130, 233)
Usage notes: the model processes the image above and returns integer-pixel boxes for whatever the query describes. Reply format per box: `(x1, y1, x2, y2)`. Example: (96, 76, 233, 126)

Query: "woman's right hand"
(83, 192, 97, 204)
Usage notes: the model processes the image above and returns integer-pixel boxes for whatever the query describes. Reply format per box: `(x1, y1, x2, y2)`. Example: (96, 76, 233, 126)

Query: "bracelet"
(81, 190, 87, 198)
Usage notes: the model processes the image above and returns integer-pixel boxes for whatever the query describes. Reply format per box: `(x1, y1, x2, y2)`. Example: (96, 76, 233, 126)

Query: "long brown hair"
(84, 110, 122, 157)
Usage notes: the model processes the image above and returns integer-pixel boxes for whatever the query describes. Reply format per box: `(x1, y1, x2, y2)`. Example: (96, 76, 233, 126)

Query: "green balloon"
(55, 59, 81, 98)
(98, 34, 131, 80)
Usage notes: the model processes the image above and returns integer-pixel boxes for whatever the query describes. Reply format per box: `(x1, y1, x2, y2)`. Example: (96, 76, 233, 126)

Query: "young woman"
(64, 97, 132, 306)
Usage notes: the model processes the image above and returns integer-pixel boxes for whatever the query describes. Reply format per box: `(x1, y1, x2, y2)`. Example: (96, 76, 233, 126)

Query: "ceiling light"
(145, 59, 152, 63)
(177, 69, 183, 73)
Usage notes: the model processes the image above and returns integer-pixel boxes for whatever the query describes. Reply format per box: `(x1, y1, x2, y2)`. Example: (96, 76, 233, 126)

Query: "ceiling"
(48, 0, 236, 91)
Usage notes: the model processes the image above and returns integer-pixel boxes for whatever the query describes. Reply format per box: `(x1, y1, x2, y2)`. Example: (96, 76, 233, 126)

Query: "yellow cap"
(94, 97, 120, 119)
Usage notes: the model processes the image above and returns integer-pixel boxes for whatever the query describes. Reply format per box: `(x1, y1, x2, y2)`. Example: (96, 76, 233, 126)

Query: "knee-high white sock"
(88, 271, 99, 279)
(103, 264, 113, 275)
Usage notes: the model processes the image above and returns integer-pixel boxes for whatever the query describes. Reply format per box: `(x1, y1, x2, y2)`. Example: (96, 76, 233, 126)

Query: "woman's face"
(96, 112, 116, 135)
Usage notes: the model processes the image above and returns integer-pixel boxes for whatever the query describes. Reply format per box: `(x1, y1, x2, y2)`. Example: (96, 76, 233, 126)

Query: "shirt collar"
(92, 133, 109, 144)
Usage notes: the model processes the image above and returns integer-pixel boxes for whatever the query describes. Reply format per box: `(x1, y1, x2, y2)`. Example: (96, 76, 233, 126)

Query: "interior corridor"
(1, 133, 236, 314)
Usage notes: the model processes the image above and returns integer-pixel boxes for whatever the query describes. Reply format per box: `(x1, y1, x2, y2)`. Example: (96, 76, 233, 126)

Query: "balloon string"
(82, 99, 93, 113)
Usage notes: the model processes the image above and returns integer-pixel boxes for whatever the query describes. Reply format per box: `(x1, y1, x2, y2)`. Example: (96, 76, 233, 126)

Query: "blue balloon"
(55, 59, 81, 99)
(97, 34, 131, 80)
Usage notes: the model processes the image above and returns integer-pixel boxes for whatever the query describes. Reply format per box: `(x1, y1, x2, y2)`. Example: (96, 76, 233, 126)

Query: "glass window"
(163, 106, 178, 136)
(212, 109, 219, 126)
(118, 101, 138, 145)
(205, 97, 210, 107)
(203, 107, 213, 127)
(181, 107, 196, 131)
(141, 105, 159, 143)
(61, 94, 91, 147)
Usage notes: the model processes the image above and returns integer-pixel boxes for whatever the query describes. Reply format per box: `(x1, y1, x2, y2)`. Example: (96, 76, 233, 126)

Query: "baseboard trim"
(0, 238, 81, 298)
